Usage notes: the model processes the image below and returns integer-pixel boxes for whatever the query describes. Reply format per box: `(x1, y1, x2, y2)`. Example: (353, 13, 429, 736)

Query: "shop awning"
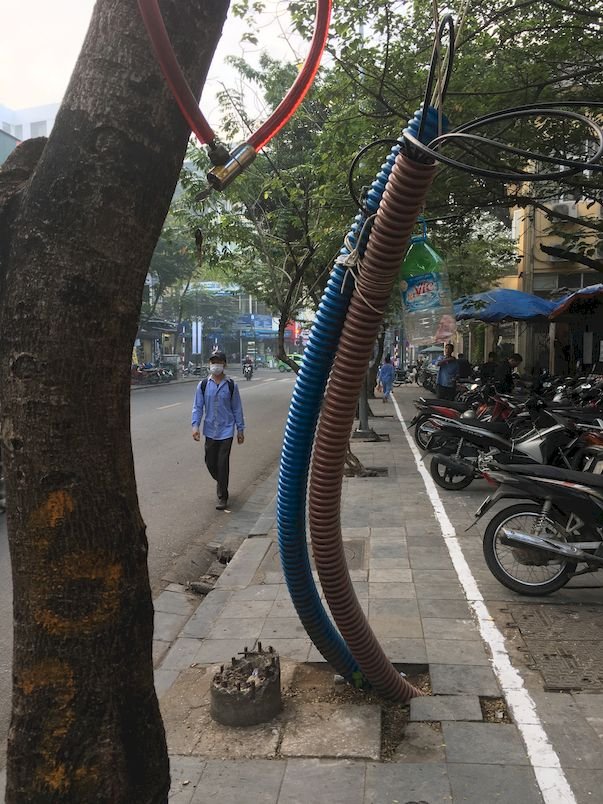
(549, 283, 603, 320)
(454, 288, 556, 323)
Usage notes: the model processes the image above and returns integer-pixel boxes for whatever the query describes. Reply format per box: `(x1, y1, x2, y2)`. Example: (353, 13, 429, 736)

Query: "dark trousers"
(437, 384, 456, 400)
(205, 437, 233, 500)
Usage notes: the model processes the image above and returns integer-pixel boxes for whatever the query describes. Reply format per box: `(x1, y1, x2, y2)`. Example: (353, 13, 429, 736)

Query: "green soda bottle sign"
(399, 241, 456, 346)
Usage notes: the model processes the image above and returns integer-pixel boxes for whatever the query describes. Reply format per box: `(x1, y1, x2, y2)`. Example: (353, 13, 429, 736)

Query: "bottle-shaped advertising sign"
(399, 240, 456, 346)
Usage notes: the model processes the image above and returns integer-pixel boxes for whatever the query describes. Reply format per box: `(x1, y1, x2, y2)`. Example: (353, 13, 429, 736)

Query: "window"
(30, 120, 47, 137)
(533, 274, 557, 291)
(557, 273, 582, 289)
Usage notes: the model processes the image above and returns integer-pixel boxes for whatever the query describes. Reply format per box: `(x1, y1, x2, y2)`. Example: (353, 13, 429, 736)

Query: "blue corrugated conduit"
(277, 106, 445, 682)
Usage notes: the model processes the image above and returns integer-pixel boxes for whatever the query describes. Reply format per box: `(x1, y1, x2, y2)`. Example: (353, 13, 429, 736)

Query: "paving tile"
(219, 599, 275, 619)
(229, 584, 280, 601)
(257, 638, 311, 661)
(368, 583, 417, 599)
(369, 614, 423, 639)
(214, 539, 273, 590)
(194, 638, 256, 664)
(448, 763, 543, 804)
(161, 638, 204, 671)
(364, 762, 452, 803)
(206, 617, 265, 641)
(269, 598, 299, 617)
(369, 597, 420, 620)
(379, 637, 427, 664)
(193, 759, 285, 804)
(260, 617, 307, 640)
(392, 722, 446, 763)
(153, 639, 170, 666)
(410, 695, 483, 722)
(154, 590, 198, 617)
(414, 581, 465, 600)
(443, 722, 529, 765)
(421, 617, 480, 641)
(411, 569, 459, 584)
(418, 599, 473, 619)
(154, 668, 179, 698)
(369, 544, 407, 560)
(280, 703, 381, 760)
(369, 557, 410, 569)
(181, 590, 232, 638)
(169, 756, 206, 804)
(277, 759, 365, 804)
(430, 665, 500, 696)
(154, 611, 190, 643)
(369, 569, 413, 583)
(425, 639, 490, 666)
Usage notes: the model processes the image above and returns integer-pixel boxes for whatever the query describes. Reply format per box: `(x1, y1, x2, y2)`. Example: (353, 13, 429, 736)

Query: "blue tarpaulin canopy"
(550, 284, 603, 319)
(454, 288, 557, 323)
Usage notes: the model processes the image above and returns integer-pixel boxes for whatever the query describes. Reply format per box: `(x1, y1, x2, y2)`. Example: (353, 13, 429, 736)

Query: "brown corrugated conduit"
(309, 155, 438, 702)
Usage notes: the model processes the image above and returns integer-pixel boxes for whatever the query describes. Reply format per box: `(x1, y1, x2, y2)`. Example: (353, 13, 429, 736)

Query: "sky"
(0, 0, 302, 117)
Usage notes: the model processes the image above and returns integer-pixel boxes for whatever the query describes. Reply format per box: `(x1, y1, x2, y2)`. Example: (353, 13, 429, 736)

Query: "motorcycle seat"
(469, 420, 509, 434)
(495, 463, 603, 489)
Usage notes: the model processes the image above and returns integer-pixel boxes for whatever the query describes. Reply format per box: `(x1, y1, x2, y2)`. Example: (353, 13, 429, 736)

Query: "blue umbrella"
(454, 288, 556, 323)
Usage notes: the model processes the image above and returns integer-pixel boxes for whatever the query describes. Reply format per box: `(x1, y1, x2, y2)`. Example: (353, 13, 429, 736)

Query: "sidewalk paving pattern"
(152, 388, 603, 803)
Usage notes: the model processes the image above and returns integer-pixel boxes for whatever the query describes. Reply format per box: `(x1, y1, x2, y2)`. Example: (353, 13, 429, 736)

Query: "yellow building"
(498, 199, 602, 373)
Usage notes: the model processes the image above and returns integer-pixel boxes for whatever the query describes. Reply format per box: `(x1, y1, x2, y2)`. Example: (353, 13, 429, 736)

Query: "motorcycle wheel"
(414, 416, 432, 450)
(429, 455, 474, 490)
(483, 503, 575, 596)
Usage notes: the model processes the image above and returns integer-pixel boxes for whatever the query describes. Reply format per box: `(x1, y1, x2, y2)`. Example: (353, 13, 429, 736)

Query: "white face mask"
(209, 363, 225, 375)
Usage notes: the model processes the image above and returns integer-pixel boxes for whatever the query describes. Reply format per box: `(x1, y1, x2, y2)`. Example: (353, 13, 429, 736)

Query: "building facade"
(0, 102, 59, 142)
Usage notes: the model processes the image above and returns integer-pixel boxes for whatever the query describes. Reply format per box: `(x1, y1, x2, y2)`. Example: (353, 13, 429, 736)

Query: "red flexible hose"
(246, 0, 332, 151)
(138, 0, 331, 152)
(309, 156, 438, 702)
(137, 0, 216, 144)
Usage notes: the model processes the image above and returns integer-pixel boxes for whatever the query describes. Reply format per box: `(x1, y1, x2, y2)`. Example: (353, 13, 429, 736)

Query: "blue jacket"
(191, 377, 245, 440)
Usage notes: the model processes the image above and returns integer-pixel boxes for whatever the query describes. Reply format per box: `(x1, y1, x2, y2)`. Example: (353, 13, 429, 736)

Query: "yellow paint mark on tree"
(42, 762, 69, 793)
(33, 555, 123, 636)
(18, 660, 76, 794)
(29, 490, 74, 530)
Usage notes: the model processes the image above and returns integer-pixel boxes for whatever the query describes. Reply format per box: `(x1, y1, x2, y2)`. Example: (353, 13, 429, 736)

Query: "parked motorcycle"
(473, 460, 603, 595)
(428, 403, 603, 490)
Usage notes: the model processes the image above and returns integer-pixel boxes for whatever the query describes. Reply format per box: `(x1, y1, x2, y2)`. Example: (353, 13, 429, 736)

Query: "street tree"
(0, 0, 228, 800)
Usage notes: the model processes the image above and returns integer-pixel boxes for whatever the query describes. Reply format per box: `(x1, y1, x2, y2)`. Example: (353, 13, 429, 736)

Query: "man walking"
(436, 343, 459, 400)
(377, 354, 395, 403)
(191, 351, 245, 510)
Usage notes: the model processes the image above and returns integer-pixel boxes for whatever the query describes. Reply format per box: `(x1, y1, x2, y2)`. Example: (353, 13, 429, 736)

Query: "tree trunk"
(0, 0, 228, 800)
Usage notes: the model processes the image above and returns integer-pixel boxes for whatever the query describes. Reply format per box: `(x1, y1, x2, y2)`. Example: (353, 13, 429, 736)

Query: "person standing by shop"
(191, 351, 245, 510)
(436, 343, 459, 400)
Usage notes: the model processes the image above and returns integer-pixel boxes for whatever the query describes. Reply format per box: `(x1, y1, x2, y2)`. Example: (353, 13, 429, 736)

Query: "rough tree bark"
(0, 0, 228, 801)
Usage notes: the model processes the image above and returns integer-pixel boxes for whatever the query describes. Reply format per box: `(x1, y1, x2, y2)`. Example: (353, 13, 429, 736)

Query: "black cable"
(417, 15, 455, 143)
(405, 106, 603, 181)
(347, 138, 407, 215)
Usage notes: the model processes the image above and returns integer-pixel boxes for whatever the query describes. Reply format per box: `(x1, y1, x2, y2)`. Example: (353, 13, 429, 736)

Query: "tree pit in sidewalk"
(282, 662, 432, 761)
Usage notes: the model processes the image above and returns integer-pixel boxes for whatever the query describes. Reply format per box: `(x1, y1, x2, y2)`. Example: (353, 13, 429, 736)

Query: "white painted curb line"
(391, 393, 576, 804)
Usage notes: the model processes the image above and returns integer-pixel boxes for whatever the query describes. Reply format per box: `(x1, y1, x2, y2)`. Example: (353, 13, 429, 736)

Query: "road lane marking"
(157, 403, 182, 410)
(391, 393, 576, 804)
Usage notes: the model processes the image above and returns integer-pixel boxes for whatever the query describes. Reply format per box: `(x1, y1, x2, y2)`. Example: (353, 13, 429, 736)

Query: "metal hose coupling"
(309, 155, 438, 702)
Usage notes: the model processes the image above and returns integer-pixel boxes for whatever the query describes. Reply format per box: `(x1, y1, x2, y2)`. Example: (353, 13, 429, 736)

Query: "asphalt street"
(131, 370, 295, 591)
(0, 369, 295, 763)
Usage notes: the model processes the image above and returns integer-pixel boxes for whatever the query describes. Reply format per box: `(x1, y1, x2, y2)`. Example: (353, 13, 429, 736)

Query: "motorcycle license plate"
(474, 496, 491, 519)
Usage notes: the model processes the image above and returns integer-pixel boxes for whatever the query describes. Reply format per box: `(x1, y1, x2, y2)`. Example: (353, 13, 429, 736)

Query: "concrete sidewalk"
(152, 393, 599, 803)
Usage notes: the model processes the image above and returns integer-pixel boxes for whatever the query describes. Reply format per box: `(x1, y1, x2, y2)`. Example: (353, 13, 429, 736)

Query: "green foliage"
(171, 0, 603, 323)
